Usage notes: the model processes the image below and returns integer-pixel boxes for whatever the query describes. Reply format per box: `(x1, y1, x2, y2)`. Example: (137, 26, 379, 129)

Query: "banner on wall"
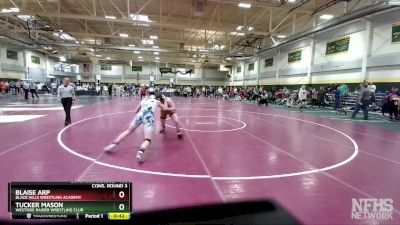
(159, 67, 173, 74)
(326, 36, 350, 55)
(288, 49, 302, 63)
(248, 63, 255, 71)
(6, 50, 18, 60)
(132, 66, 142, 72)
(31, 55, 40, 64)
(392, 23, 400, 44)
(264, 58, 273, 67)
(100, 65, 112, 70)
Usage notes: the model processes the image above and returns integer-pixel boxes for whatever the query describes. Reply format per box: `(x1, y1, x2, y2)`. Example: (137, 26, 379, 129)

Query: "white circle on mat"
(57, 109, 359, 180)
(165, 115, 246, 132)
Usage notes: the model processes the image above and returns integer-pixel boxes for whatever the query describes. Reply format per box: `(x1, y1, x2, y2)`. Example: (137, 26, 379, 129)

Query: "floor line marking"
(221, 117, 400, 215)
(212, 110, 359, 180)
(75, 152, 108, 181)
(57, 108, 359, 180)
(0, 105, 83, 111)
(194, 122, 215, 125)
(184, 129, 226, 202)
(165, 115, 246, 132)
(250, 113, 400, 165)
(0, 129, 59, 157)
(57, 111, 210, 179)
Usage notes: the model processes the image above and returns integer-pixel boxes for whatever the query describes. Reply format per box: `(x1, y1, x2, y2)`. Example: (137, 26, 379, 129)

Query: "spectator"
(258, 91, 268, 107)
(318, 86, 327, 109)
(382, 91, 391, 117)
(368, 82, 376, 94)
(108, 83, 113, 96)
(29, 82, 39, 100)
(339, 83, 348, 96)
(334, 87, 341, 110)
(22, 81, 30, 99)
(298, 85, 307, 111)
(351, 83, 371, 120)
(15, 81, 21, 95)
(9, 81, 16, 95)
(51, 82, 58, 95)
(388, 87, 399, 121)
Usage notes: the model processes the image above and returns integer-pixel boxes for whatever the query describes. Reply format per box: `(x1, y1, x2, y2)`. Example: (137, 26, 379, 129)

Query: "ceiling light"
(138, 56, 143, 59)
(320, 14, 334, 20)
(119, 33, 129, 37)
(95, 54, 102, 57)
(134, 51, 140, 54)
(106, 57, 111, 60)
(130, 14, 152, 22)
(59, 56, 66, 62)
(277, 35, 286, 38)
(150, 35, 158, 39)
(75, 41, 79, 44)
(128, 44, 135, 47)
(152, 46, 159, 49)
(138, 59, 144, 62)
(236, 25, 253, 31)
(53, 32, 75, 41)
(155, 57, 160, 60)
(238, 3, 251, 8)
(199, 49, 209, 52)
(17, 15, 35, 21)
(105, 15, 116, 19)
(142, 39, 154, 45)
(191, 60, 196, 63)
(1, 7, 19, 13)
(288, 0, 296, 2)
(230, 32, 245, 36)
(154, 52, 159, 55)
(226, 57, 232, 60)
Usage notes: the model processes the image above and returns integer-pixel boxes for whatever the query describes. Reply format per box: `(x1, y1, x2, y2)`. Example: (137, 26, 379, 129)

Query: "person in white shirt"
(298, 85, 308, 111)
(368, 83, 376, 93)
(58, 78, 76, 126)
(51, 82, 58, 95)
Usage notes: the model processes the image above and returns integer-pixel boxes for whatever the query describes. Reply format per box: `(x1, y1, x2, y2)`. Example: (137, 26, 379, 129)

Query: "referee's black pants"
(61, 97, 73, 123)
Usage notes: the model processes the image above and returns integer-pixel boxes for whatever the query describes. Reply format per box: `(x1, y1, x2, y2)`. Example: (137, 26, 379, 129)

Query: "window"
(101, 65, 112, 70)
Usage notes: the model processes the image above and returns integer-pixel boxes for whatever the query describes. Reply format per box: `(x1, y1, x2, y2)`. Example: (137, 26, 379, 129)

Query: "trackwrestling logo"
(352, 198, 393, 220)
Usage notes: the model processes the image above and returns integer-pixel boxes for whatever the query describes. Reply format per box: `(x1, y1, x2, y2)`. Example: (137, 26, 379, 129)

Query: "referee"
(58, 78, 76, 126)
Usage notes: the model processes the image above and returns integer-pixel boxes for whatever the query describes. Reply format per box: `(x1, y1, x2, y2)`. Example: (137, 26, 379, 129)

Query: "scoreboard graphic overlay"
(8, 182, 132, 220)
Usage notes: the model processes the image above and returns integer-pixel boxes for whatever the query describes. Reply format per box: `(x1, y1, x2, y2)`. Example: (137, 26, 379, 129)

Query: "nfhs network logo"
(352, 198, 394, 220)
